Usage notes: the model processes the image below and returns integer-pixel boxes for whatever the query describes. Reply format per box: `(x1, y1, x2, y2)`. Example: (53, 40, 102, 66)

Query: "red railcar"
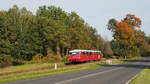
(68, 50, 103, 63)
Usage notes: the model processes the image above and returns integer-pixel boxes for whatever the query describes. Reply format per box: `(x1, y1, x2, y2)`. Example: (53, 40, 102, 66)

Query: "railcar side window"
(81, 52, 86, 55)
(87, 52, 90, 55)
(96, 52, 100, 55)
(89, 52, 92, 55)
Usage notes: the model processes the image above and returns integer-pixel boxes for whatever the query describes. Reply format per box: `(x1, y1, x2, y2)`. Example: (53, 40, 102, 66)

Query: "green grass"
(130, 68, 150, 84)
(0, 62, 106, 83)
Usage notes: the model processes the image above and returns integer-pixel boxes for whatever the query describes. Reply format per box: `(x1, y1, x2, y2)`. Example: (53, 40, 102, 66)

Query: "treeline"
(107, 14, 150, 58)
(1, 5, 149, 66)
(0, 5, 111, 65)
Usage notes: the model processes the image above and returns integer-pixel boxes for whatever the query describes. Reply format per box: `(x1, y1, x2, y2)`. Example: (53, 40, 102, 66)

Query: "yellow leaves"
(0, 12, 5, 16)
(0, 11, 7, 17)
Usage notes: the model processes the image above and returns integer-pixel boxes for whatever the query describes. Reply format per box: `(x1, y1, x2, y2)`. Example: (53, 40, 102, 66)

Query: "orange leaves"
(110, 14, 144, 49)
(123, 14, 141, 28)
(114, 22, 135, 47)
(114, 14, 142, 41)
(134, 30, 144, 35)
(115, 22, 133, 40)
(108, 14, 146, 57)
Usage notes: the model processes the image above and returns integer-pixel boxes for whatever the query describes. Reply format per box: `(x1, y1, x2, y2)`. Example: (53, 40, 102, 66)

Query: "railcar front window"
(70, 52, 80, 56)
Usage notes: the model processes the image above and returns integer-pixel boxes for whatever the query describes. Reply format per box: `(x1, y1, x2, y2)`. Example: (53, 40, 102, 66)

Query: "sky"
(0, 0, 150, 40)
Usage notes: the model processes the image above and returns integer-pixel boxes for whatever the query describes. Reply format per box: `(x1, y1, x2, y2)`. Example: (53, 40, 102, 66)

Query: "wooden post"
(106, 60, 112, 65)
(55, 63, 57, 70)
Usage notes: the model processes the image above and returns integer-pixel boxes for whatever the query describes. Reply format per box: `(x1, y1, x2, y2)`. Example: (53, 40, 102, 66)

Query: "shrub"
(0, 54, 13, 66)
(32, 54, 43, 63)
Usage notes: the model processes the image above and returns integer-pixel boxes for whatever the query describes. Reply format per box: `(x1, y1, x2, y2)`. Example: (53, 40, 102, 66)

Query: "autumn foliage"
(108, 14, 146, 58)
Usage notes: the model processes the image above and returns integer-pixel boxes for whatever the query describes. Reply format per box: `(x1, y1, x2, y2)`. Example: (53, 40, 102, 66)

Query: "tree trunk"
(56, 42, 60, 55)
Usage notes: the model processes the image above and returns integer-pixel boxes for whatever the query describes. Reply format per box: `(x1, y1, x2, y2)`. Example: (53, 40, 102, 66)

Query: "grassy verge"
(0, 62, 107, 83)
(130, 68, 150, 84)
(0, 63, 64, 74)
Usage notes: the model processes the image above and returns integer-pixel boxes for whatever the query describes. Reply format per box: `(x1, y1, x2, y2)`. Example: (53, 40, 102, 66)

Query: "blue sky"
(0, 0, 150, 40)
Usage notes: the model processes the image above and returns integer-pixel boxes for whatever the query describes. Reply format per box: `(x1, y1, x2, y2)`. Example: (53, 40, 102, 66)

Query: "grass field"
(0, 61, 107, 83)
(130, 68, 150, 84)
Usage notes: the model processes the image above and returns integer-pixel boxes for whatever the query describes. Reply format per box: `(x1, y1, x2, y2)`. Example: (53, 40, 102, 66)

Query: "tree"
(107, 18, 118, 33)
(103, 41, 113, 57)
(0, 11, 13, 65)
(108, 14, 145, 58)
(6, 5, 36, 60)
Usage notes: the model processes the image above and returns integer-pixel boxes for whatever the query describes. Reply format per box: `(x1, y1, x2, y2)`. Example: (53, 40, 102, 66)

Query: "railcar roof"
(69, 49, 101, 53)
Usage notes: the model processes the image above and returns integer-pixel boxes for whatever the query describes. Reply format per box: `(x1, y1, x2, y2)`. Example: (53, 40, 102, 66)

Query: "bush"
(32, 54, 43, 63)
(0, 54, 13, 66)
(31, 53, 62, 63)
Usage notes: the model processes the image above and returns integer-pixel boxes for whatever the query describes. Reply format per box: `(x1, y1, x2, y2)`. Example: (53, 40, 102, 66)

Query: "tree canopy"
(108, 14, 148, 58)
(0, 5, 107, 65)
